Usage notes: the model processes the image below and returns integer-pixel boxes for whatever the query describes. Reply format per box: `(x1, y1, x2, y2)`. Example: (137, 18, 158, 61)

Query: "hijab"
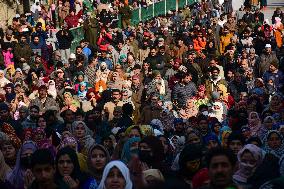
(4, 83, 16, 103)
(248, 112, 261, 137)
(263, 130, 284, 158)
(7, 141, 37, 188)
(233, 144, 264, 183)
(121, 137, 141, 163)
(98, 160, 133, 189)
(258, 116, 277, 139)
(55, 147, 85, 182)
(87, 144, 110, 181)
(178, 144, 203, 179)
(0, 150, 11, 181)
(71, 121, 95, 152)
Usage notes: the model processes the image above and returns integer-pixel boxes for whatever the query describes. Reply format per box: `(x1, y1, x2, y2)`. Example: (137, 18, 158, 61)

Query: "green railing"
(131, 0, 194, 25)
(71, 0, 193, 51)
(70, 26, 84, 52)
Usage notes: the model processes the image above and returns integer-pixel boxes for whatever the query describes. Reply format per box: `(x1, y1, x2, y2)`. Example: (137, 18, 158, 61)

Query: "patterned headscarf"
(263, 130, 284, 158)
(60, 136, 78, 151)
(1, 123, 22, 149)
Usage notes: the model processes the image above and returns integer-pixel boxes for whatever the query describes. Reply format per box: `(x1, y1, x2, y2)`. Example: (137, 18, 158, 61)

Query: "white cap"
(265, 44, 271, 48)
(22, 63, 30, 71)
(69, 53, 76, 59)
(16, 68, 22, 73)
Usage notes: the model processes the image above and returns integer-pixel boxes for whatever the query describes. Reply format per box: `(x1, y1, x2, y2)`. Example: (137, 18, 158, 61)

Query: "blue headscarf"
(121, 137, 141, 163)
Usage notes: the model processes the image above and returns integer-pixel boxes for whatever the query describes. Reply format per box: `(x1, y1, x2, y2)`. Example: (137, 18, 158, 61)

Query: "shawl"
(71, 121, 95, 152)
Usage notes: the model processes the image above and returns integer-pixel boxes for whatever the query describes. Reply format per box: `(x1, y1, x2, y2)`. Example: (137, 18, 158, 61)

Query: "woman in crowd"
(6, 141, 37, 189)
(55, 147, 97, 189)
(71, 121, 95, 156)
(87, 144, 111, 183)
(98, 160, 133, 189)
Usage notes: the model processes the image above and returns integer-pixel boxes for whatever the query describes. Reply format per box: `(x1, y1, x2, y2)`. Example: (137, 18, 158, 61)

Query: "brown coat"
(139, 105, 162, 125)
(173, 45, 188, 59)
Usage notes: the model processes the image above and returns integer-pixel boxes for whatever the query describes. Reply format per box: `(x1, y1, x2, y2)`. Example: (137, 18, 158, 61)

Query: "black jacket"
(56, 29, 74, 49)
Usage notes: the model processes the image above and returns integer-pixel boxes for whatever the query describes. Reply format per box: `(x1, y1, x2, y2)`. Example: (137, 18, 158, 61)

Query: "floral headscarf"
(60, 136, 78, 151)
(1, 123, 22, 149)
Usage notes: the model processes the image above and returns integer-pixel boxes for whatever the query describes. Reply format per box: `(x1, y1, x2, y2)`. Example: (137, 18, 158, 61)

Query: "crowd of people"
(0, 0, 284, 189)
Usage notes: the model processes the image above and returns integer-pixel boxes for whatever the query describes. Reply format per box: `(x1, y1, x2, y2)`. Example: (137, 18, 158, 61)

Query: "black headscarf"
(4, 83, 16, 103)
(55, 147, 88, 184)
(178, 144, 203, 179)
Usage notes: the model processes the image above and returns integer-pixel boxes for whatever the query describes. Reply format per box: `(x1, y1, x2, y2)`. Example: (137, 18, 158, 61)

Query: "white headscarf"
(98, 160, 133, 189)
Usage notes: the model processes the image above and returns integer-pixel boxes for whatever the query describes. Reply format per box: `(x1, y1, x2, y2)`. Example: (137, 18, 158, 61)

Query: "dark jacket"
(172, 82, 197, 107)
(56, 29, 74, 49)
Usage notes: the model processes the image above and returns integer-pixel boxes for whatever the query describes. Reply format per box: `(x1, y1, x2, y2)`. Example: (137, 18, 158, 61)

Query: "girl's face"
(207, 140, 218, 149)
(271, 96, 280, 106)
(264, 119, 273, 130)
(267, 133, 282, 149)
(187, 133, 200, 145)
(198, 90, 205, 97)
(213, 124, 221, 133)
(251, 113, 258, 119)
(90, 148, 107, 171)
(57, 154, 74, 176)
(37, 117, 47, 128)
(78, 75, 84, 82)
(64, 94, 72, 102)
(143, 63, 149, 69)
(105, 167, 126, 189)
(241, 151, 256, 166)
(80, 85, 86, 91)
(74, 123, 86, 138)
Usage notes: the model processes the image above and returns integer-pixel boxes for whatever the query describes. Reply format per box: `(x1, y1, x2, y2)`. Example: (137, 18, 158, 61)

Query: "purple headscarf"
(7, 141, 37, 189)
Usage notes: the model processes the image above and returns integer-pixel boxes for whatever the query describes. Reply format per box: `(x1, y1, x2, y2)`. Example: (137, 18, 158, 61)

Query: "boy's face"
(32, 164, 55, 185)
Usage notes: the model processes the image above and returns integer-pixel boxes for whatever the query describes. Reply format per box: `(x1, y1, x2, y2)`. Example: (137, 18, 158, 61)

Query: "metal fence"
(70, 0, 194, 51)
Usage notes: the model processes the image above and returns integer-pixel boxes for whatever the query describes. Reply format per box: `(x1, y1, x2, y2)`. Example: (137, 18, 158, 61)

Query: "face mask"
(202, 111, 208, 116)
(238, 162, 255, 177)
(130, 148, 139, 156)
(21, 156, 32, 169)
(138, 150, 153, 164)
(212, 75, 219, 79)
